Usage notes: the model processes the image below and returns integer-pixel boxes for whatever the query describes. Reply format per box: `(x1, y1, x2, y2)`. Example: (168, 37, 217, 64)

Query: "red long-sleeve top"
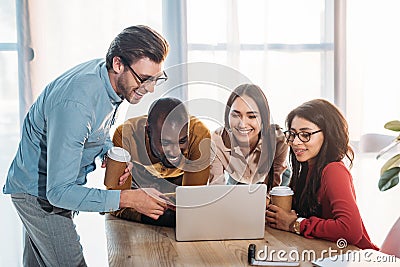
(299, 161, 379, 250)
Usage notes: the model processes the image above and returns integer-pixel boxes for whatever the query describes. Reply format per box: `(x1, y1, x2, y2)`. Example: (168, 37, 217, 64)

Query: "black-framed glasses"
(283, 129, 322, 143)
(120, 57, 168, 87)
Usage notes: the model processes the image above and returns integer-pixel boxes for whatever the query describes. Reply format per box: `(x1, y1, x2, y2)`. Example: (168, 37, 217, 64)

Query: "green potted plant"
(373, 121, 400, 259)
(376, 120, 400, 191)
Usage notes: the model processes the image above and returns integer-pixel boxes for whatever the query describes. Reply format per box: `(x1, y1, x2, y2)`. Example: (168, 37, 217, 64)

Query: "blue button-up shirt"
(4, 59, 122, 212)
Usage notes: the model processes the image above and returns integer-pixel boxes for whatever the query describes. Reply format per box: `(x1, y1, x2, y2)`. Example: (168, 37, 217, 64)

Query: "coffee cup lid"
(270, 186, 294, 196)
(107, 147, 131, 162)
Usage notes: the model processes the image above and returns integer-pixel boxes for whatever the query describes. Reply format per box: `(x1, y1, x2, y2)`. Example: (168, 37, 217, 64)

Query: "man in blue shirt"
(3, 25, 169, 266)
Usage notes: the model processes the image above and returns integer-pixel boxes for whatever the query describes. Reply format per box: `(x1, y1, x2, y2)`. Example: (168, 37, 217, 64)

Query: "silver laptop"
(175, 184, 267, 241)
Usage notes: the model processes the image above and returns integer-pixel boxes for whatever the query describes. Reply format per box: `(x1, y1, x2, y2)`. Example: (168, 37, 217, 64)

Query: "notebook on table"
(175, 184, 267, 241)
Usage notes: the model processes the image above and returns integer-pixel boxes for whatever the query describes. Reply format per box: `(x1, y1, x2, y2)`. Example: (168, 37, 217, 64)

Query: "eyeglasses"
(283, 129, 322, 143)
(120, 57, 168, 87)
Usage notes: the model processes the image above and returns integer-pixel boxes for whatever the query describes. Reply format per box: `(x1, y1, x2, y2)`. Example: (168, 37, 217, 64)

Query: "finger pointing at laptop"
(120, 188, 168, 220)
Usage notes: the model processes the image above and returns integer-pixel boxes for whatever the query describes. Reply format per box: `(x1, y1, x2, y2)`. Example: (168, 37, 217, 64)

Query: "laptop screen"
(175, 184, 267, 241)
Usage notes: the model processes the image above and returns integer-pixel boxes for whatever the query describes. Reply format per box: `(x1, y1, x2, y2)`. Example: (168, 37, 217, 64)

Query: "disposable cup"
(104, 147, 131, 189)
(270, 186, 294, 212)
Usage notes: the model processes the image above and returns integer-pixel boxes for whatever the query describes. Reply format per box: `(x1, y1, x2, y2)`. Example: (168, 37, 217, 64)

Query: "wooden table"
(105, 214, 358, 266)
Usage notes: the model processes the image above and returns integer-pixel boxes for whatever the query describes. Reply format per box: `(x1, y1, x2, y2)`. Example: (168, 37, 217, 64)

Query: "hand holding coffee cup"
(104, 147, 132, 190)
(269, 186, 294, 212)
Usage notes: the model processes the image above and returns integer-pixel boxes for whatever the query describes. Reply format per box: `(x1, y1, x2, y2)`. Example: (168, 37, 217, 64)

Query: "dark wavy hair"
(222, 84, 276, 189)
(286, 99, 354, 217)
(106, 25, 169, 69)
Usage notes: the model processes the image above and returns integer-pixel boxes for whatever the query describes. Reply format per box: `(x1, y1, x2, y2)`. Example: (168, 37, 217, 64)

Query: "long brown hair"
(286, 99, 354, 217)
(222, 84, 276, 189)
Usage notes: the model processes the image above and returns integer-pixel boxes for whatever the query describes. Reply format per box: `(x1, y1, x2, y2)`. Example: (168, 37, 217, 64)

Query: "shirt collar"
(222, 132, 263, 154)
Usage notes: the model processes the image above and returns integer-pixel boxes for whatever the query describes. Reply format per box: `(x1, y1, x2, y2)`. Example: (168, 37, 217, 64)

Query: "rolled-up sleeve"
(46, 100, 120, 212)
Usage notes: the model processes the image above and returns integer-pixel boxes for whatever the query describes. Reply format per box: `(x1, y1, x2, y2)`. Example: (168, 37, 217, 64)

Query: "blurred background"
(1, 0, 399, 266)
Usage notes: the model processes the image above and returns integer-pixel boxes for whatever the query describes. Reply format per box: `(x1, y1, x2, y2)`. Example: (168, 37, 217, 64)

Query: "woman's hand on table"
(266, 204, 298, 232)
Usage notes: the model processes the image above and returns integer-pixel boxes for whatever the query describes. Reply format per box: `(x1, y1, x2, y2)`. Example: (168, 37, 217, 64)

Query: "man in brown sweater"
(110, 97, 210, 226)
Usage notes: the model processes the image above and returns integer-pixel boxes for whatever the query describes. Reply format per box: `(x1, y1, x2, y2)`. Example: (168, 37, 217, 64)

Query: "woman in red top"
(266, 99, 378, 250)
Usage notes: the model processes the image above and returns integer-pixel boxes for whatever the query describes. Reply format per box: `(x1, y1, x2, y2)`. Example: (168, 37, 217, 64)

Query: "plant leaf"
(380, 154, 400, 175)
(376, 139, 400, 159)
(378, 167, 400, 191)
(384, 120, 400, 132)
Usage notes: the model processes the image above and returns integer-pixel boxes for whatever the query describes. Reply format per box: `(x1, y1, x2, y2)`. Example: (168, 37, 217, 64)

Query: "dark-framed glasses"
(120, 57, 168, 87)
(283, 129, 322, 143)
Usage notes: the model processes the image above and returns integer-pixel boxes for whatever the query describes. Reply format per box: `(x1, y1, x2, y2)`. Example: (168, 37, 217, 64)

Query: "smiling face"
(228, 95, 262, 148)
(113, 57, 163, 104)
(289, 116, 324, 164)
(148, 120, 189, 168)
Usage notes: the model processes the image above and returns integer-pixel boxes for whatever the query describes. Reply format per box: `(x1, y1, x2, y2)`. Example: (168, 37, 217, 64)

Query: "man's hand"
(119, 188, 167, 220)
(101, 154, 107, 168)
(102, 155, 131, 186)
(118, 161, 133, 186)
